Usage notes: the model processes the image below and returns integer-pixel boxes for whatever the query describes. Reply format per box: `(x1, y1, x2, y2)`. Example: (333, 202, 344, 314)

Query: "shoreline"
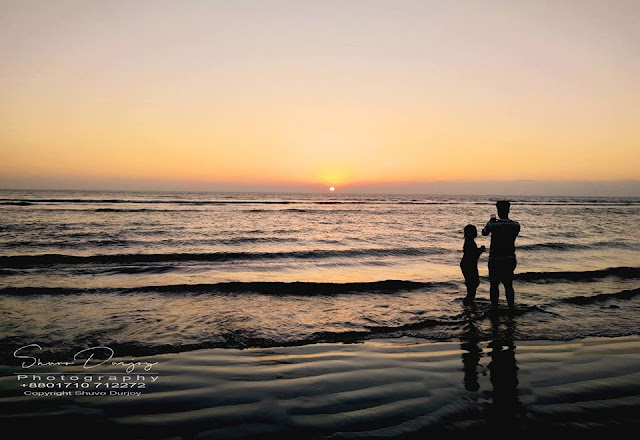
(1, 335, 639, 437)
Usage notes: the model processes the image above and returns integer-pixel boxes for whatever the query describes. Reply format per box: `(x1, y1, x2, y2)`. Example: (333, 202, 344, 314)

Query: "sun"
(329, 187, 335, 192)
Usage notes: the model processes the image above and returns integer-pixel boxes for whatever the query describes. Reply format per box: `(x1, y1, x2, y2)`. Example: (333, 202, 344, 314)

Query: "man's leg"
(504, 280, 514, 309)
(490, 280, 500, 309)
(504, 258, 517, 309)
(488, 260, 499, 309)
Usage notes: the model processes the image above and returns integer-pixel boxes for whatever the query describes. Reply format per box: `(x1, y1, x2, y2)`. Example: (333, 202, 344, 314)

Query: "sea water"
(1, 190, 638, 360)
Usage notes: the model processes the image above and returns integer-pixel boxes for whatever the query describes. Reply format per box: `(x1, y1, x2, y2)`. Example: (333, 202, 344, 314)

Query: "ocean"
(1, 190, 639, 361)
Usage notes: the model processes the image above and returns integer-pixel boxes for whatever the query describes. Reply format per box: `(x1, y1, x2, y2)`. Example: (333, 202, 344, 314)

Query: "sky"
(1, 0, 639, 195)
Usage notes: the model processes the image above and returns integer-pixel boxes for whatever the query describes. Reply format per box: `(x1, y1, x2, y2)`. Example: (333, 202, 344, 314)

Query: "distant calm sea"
(1, 190, 639, 360)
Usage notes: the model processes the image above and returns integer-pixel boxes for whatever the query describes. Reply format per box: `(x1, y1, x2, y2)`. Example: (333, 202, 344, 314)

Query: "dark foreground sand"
(1, 335, 639, 438)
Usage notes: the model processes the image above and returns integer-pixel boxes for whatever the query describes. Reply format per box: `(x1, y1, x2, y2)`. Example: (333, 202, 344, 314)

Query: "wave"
(519, 241, 634, 251)
(2, 197, 639, 207)
(0, 239, 137, 249)
(245, 208, 314, 213)
(0, 236, 300, 250)
(0, 201, 33, 206)
(0, 323, 448, 358)
(214, 236, 300, 245)
(562, 287, 640, 305)
(1, 207, 195, 213)
(516, 266, 640, 281)
(0, 302, 556, 359)
(4, 274, 638, 299)
(94, 208, 159, 212)
(2, 265, 638, 291)
(519, 242, 588, 251)
(0, 269, 18, 276)
(0, 279, 457, 296)
(0, 198, 343, 205)
(256, 318, 460, 347)
(0, 247, 446, 268)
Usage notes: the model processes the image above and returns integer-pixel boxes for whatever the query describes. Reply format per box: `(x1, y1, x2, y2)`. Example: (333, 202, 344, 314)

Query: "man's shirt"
(483, 219, 520, 259)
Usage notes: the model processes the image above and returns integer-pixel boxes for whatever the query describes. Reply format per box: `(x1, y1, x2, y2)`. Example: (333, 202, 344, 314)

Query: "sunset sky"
(1, 0, 639, 194)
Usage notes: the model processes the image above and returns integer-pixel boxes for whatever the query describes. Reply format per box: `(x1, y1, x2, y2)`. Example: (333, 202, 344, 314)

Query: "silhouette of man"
(482, 200, 520, 309)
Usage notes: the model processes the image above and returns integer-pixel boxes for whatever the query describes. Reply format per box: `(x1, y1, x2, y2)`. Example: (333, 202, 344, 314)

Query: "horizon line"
(1, 179, 640, 198)
(0, 180, 640, 198)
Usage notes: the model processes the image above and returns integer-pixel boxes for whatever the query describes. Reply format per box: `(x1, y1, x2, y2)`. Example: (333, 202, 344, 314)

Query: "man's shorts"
(488, 257, 517, 284)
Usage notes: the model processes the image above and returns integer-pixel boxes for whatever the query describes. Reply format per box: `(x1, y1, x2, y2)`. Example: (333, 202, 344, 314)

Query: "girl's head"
(463, 224, 477, 239)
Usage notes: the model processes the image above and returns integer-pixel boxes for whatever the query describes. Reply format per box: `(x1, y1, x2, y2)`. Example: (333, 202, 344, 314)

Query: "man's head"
(496, 200, 510, 219)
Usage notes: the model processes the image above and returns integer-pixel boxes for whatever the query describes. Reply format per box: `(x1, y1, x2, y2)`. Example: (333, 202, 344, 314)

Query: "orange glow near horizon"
(1, 2, 639, 192)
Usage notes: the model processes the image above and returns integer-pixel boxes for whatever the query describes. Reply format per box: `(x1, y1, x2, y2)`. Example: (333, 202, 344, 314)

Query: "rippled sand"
(1, 336, 639, 437)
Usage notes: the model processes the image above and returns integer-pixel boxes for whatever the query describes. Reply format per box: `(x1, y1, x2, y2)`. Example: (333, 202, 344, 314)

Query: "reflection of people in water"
(460, 312, 482, 392)
(486, 315, 523, 429)
(460, 312, 523, 429)
(460, 224, 486, 305)
(482, 200, 520, 309)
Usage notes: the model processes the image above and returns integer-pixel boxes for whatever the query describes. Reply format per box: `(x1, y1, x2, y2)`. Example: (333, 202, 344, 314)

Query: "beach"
(2, 335, 639, 438)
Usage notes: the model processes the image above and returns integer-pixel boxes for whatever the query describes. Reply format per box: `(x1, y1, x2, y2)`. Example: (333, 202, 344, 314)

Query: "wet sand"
(1, 335, 639, 438)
